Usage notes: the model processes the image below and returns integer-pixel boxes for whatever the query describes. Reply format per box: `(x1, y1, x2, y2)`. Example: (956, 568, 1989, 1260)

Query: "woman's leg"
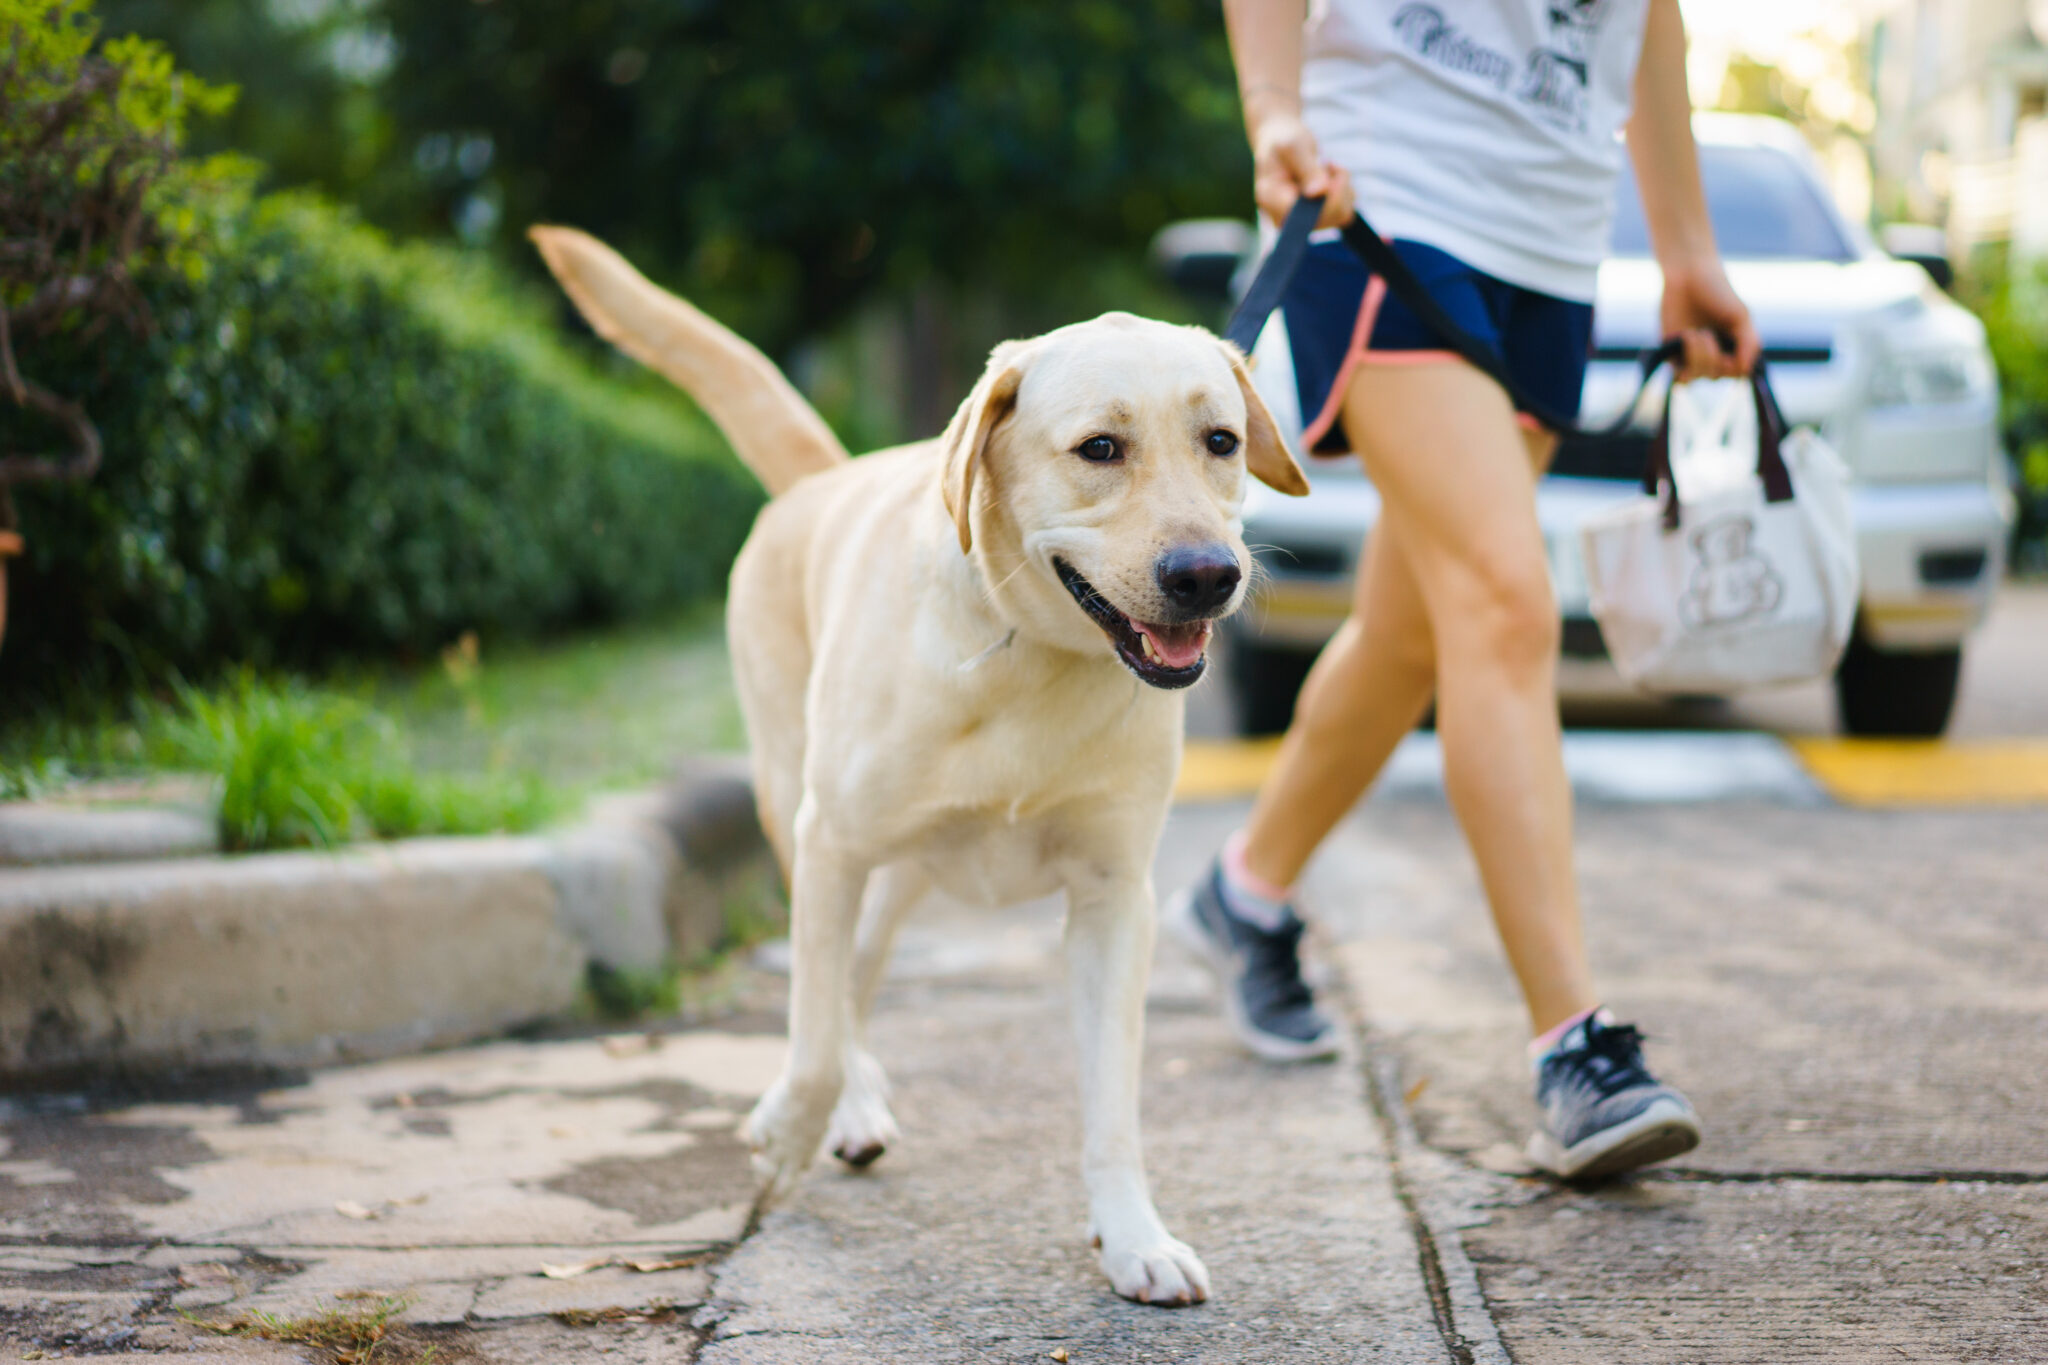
(1237, 426, 1559, 892)
(1237, 505, 1437, 886)
(1238, 361, 1593, 1035)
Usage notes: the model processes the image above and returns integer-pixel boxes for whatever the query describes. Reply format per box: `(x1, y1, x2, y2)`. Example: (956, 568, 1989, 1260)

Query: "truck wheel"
(1834, 634, 1962, 737)
(1228, 642, 1318, 736)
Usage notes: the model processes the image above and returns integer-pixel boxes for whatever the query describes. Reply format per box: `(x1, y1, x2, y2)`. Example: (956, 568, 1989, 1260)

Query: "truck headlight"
(1866, 343, 1994, 409)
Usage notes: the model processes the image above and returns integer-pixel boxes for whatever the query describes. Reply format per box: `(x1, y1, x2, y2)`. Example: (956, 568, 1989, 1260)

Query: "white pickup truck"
(1203, 114, 2011, 737)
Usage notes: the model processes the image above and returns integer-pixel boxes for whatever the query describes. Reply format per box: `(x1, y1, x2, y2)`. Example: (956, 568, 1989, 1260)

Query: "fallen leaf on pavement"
(540, 1255, 614, 1279)
(623, 1254, 707, 1273)
(1403, 1076, 1431, 1105)
(554, 1301, 678, 1326)
(335, 1195, 424, 1221)
(601, 1032, 663, 1058)
(1050, 1349, 1070, 1362)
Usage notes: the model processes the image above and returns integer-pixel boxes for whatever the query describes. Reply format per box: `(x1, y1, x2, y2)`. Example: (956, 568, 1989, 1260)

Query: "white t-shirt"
(1302, 0, 1651, 302)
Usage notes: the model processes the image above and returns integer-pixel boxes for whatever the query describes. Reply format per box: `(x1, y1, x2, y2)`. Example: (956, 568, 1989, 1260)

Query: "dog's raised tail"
(529, 226, 847, 496)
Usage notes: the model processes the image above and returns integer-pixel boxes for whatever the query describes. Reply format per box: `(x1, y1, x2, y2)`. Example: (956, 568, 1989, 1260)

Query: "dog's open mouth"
(1054, 560, 1211, 689)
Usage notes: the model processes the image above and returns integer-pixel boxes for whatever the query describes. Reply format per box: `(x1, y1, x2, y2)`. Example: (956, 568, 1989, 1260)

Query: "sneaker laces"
(1551, 1020, 1655, 1100)
(1241, 919, 1316, 1012)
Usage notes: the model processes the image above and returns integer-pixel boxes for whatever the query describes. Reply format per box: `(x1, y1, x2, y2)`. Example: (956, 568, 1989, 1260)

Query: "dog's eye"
(1206, 430, 1240, 457)
(1076, 435, 1122, 463)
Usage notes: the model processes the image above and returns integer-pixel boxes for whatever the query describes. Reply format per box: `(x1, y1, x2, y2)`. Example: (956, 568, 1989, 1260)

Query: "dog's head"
(940, 312, 1307, 689)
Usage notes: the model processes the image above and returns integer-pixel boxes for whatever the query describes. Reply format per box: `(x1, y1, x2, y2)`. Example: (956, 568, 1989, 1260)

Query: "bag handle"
(1638, 349, 1796, 531)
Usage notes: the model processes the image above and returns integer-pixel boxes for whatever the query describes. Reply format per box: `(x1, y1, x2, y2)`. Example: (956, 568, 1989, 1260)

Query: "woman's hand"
(1660, 258, 1762, 380)
(1627, 1, 1759, 381)
(1249, 107, 1354, 230)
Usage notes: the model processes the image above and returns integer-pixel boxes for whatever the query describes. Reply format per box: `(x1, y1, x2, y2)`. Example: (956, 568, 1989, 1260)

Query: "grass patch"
(586, 961, 685, 1021)
(151, 672, 561, 852)
(187, 1293, 439, 1363)
(0, 608, 743, 856)
(379, 605, 744, 789)
(0, 755, 75, 802)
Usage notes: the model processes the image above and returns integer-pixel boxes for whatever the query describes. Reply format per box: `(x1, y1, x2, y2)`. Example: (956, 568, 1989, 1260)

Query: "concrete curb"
(0, 759, 780, 1082)
(0, 803, 219, 867)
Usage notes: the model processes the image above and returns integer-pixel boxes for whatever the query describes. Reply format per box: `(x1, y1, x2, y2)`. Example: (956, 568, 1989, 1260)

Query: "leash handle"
(1221, 195, 1792, 524)
(1223, 197, 1704, 439)
(1224, 194, 1325, 355)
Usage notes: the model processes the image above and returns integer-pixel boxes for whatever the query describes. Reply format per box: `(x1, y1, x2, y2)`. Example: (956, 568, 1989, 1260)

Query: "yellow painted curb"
(1789, 738, 2048, 808)
(1176, 737, 1283, 802)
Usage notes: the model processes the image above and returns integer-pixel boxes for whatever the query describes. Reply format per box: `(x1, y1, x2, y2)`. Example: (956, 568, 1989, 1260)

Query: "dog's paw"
(741, 1077, 835, 1204)
(826, 1048, 899, 1168)
(1098, 1234, 1210, 1307)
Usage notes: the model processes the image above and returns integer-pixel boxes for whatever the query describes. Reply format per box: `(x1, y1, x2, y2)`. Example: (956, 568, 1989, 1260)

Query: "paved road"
(3, 588, 2042, 1361)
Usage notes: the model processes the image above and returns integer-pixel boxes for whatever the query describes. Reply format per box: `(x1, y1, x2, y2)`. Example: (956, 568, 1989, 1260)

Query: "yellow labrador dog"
(531, 227, 1306, 1306)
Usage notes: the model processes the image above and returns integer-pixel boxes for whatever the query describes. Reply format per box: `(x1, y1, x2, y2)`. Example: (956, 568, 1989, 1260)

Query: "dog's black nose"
(1155, 545, 1241, 615)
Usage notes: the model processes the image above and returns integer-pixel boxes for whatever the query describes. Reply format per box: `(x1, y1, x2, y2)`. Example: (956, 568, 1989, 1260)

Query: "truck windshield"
(1609, 145, 1855, 262)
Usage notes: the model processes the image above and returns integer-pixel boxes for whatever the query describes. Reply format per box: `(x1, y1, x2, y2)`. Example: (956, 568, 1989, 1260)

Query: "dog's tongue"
(1133, 619, 1210, 669)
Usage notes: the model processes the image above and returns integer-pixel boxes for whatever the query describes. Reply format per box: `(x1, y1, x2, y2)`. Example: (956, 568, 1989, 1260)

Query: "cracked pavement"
(4, 789, 2046, 1359)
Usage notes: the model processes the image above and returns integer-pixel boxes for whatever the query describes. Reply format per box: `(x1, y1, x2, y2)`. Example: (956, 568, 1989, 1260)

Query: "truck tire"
(1227, 642, 1318, 736)
(1834, 634, 1962, 738)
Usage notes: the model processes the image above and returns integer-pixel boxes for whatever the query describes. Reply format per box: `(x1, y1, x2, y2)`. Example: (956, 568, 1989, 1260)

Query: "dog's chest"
(908, 814, 1070, 908)
(811, 658, 1175, 901)
(928, 661, 1173, 807)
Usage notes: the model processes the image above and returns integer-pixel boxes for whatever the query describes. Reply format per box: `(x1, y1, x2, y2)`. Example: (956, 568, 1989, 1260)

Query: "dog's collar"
(957, 629, 1017, 673)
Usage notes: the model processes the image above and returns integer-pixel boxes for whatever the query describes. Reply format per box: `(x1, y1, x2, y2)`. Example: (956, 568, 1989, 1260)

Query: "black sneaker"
(1526, 1011, 1701, 1182)
(1164, 858, 1339, 1062)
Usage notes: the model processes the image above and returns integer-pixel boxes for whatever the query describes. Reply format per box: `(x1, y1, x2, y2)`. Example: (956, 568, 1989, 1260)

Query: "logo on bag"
(1679, 515, 1782, 629)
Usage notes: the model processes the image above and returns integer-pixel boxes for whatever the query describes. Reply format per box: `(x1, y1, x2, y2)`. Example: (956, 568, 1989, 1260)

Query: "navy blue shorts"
(1282, 238, 1595, 455)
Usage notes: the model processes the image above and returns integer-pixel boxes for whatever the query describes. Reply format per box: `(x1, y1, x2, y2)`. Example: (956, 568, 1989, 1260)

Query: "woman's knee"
(1435, 546, 1560, 676)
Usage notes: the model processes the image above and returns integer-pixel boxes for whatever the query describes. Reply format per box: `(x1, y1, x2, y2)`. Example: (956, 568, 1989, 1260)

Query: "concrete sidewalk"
(1315, 798, 2048, 1362)
(701, 811, 1451, 1364)
(3, 793, 2044, 1360)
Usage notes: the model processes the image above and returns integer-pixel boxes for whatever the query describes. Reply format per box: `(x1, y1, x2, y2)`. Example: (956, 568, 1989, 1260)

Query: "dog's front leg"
(1064, 874, 1210, 1306)
(743, 805, 866, 1203)
(827, 861, 930, 1168)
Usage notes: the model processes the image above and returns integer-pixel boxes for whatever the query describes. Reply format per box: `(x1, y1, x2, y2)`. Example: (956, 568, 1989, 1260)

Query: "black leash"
(1224, 194, 1793, 527)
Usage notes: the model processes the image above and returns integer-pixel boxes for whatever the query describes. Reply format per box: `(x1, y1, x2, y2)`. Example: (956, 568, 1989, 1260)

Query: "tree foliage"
(96, 0, 1253, 355)
(96, 0, 406, 219)
(0, 0, 238, 507)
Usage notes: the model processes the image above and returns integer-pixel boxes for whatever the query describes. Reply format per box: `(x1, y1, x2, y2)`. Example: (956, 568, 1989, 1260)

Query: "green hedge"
(1975, 264, 2048, 572)
(0, 192, 760, 701)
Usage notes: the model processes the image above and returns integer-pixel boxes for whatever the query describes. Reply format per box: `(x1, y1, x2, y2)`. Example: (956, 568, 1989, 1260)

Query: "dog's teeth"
(1140, 634, 1158, 662)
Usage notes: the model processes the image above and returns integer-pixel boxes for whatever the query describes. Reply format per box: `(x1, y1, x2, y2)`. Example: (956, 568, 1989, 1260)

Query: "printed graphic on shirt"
(1390, 1, 1616, 130)
(1679, 515, 1784, 630)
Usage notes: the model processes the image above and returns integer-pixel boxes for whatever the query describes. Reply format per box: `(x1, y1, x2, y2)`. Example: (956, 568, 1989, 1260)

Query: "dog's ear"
(1218, 340, 1310, 497)
(940, 345, 1028, 553)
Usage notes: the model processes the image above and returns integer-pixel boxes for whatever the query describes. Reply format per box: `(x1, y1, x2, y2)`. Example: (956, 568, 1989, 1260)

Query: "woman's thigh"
(1341, 362, 1553, 635)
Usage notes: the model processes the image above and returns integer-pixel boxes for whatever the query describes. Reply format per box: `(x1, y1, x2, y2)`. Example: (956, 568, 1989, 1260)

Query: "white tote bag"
(1579, 364, 1859, 694)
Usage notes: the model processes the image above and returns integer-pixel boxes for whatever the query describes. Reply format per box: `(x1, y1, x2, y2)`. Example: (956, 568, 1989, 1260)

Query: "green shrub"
(152, 671, 560, 851)
(0, 189, 761, 700)
(1969, 262, 2048, 571)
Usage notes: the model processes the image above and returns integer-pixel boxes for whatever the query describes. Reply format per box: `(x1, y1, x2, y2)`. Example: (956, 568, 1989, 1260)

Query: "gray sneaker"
(1526, 1012, 1701, 1182)
(1165, 858, 1339, 1062)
